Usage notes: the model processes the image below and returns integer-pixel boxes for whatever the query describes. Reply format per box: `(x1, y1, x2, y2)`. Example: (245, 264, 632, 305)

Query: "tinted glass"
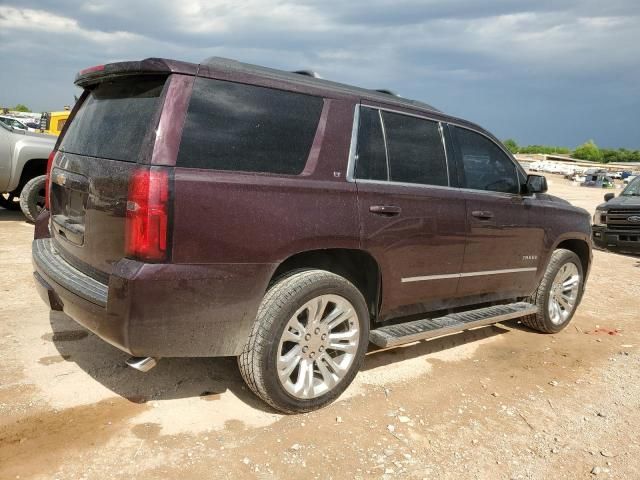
(60, 76, 166, 162)
(622, 176, 640, 196)
(382, 111, 448, 186)
(354, 108, 387, 180)
(453, 126, 519, 194)
(177, 78, 323, 174)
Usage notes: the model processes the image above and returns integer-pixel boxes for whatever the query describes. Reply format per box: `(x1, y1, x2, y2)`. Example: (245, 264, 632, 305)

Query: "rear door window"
(381, 111, 448, 186)
(60, 76, 166, 162)
(451, 126, 520, 194)
(354, 107, 388, 181)
(177, 78, 324, 175)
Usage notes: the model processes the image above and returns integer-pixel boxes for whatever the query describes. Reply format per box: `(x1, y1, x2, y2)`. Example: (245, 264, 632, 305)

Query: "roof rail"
(292, 70, 322, 79)
(200, 57, 441, 113)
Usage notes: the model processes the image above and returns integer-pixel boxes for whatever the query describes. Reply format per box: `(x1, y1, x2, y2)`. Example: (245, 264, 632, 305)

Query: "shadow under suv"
(32, 57, 592, 413)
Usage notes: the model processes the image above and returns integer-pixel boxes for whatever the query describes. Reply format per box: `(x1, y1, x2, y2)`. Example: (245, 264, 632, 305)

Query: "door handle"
(369, 205, 402, 216)
(471, 210, 494, 220)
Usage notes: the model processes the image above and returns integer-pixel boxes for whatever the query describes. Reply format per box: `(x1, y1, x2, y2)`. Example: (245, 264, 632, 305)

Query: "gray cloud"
(1, 0, 638, 148)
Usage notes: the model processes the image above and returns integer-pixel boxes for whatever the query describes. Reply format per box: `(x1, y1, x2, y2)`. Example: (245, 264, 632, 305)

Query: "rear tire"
(19, 175, 46, 222)
(522, 249, 584, 333)
(238, 270, 369, 413)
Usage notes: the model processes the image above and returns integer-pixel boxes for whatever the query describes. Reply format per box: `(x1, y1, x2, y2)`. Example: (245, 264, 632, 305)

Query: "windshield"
(622, 177, 640, 196)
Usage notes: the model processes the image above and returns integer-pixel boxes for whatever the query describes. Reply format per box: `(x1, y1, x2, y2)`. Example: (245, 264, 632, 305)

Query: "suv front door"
(448, 125, 545, 300)
(352, 106, 466, 320)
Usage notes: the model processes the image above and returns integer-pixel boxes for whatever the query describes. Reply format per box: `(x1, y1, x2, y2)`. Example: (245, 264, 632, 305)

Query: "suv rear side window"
(354, 107, 388, 180)
(177, 78, 323, 175)
(382, 111, 448, 186)
(60, 76, 166, 162)
(452, 126, 519, 194)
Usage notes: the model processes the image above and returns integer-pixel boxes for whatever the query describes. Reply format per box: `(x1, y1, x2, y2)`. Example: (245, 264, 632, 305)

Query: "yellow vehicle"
(39, 110, 71, 136)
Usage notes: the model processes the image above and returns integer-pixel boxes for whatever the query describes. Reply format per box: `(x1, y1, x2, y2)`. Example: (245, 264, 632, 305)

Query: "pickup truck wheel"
(522, 248, 584, 333)
(19, 175, 46, 222)
(238, 270, 369, 413)
(0, 191, 21, 211)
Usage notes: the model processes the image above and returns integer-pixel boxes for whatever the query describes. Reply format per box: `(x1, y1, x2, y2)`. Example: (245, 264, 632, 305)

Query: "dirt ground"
(1, 177, 639, 480)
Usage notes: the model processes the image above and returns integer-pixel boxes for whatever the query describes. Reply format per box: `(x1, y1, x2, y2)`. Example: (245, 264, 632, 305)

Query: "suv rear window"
(60, 76, 166, 162)
(177, 78, 324, 175)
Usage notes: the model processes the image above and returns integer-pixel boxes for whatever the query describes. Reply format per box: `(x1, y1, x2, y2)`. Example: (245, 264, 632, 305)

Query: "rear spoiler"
(75, 58, 198, 87)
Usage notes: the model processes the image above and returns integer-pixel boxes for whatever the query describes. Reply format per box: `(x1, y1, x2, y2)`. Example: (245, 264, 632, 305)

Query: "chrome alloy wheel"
(548, 262, 581, 325)
(277, 294, 360, 399)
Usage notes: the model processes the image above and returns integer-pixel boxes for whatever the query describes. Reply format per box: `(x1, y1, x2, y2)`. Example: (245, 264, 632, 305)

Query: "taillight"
(125, 167, 170, 262)
(44, 150, 56, 209)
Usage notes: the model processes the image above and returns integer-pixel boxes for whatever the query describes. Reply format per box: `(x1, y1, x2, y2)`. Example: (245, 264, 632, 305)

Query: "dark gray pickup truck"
(592, 176, 640, 254)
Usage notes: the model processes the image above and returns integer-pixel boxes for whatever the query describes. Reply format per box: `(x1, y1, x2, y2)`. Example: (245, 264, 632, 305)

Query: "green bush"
(503, 138, 519, 154)
(573, 140, 604, 162)
(501, 140, 570, 155)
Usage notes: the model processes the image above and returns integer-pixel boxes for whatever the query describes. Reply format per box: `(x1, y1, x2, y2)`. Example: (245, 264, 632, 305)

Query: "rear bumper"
(32, 238, 277, 357)
(592, 225, 640, 254)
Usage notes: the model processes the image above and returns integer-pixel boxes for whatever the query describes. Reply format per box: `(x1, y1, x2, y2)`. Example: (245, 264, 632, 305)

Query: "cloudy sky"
(1, 0, 638, 148)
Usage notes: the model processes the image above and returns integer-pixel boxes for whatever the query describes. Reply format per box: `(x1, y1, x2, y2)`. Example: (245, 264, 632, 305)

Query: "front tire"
(238, 270, 369, 413)
(522, 249, 584, 333)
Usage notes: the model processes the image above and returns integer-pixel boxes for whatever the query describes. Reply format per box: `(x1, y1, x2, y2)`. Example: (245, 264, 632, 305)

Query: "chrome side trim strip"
(460, 267, 537, 277)
(401, 267, 537, 283)
(402, 273, 460, 282)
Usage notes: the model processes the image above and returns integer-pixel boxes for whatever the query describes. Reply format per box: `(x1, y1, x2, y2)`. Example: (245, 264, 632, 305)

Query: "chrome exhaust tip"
(126, 356, 159, 372)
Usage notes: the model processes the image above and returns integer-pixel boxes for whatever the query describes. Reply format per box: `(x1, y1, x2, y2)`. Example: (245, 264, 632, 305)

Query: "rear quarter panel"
(171, 98, 360, 265)
(147, 97, 362, 356)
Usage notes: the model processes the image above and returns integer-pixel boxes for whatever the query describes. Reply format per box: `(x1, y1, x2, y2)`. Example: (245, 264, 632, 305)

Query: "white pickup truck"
(0, 121, 56, 221)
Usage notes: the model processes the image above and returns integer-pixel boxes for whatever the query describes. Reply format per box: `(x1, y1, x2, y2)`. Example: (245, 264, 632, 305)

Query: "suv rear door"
(448, 124, 545, 299)
(50, 75, 168, 281)
(353, 106, 466, 321)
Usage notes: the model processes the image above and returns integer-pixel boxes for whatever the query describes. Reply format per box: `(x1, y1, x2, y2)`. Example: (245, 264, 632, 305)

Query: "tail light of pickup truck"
(125, 167, 170, 262)
(44, 150, 57, 209)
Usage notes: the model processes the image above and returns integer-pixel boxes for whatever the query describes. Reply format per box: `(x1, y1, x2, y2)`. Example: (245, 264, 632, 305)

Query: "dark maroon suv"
(32, 57, 592, 413)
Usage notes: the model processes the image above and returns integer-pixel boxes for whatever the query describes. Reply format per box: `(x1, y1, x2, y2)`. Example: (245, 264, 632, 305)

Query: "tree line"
(503, 139, 640, 164)
(1, 104, 32, 113)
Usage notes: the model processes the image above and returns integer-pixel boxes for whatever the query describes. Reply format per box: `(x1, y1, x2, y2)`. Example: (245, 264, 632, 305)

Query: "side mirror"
(604, 193, 615, 202)
(525, 174, 548, 194)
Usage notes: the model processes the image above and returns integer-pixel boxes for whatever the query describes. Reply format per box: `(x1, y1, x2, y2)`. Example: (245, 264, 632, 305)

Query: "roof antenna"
(292, 70, 322, 79)
(375, 89, 400, 96)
